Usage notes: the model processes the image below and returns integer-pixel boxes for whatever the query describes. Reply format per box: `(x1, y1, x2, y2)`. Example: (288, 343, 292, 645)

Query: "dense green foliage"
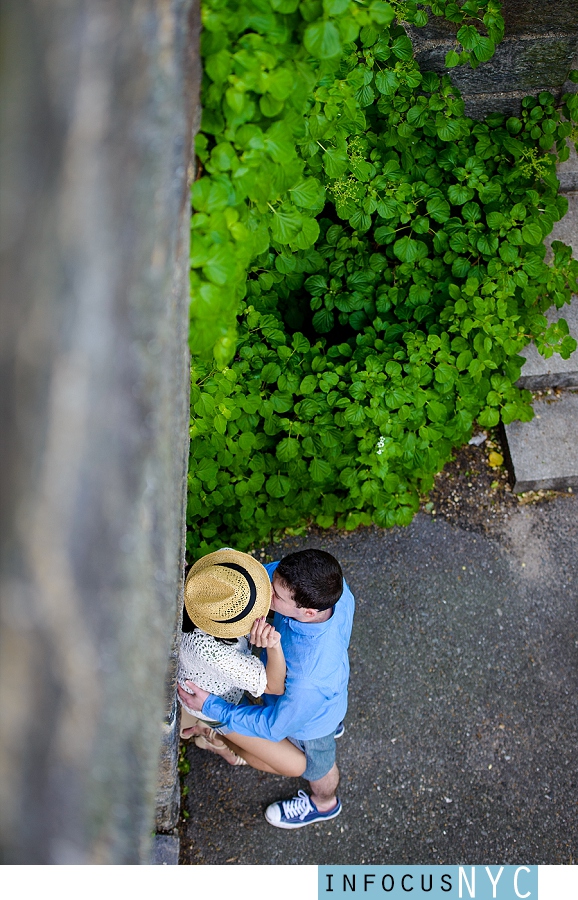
(190, 0, 508, 360)
(187, 0, 578, 560)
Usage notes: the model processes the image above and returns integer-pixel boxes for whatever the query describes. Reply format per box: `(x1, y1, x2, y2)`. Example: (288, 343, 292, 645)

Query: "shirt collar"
(280, 608, 334, 635)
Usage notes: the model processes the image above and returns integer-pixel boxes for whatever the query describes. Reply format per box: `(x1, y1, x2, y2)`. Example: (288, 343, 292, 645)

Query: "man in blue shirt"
(177, 548, 355, 828)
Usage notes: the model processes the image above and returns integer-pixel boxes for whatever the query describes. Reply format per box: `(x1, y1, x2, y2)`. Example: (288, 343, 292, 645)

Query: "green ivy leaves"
(304, 22, 342, 59)
(190, 0, 508, 363)
(393, 236, 428, 263)
(186, 0, 578, 560)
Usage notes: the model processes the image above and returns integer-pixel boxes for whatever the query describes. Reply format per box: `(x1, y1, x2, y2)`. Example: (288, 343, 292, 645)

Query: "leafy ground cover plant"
(187, 0, 578, 560)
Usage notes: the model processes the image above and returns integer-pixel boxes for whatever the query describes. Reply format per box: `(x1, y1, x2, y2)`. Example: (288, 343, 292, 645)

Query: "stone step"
(517, 294, 578, 390)
(517, 186, 578, 390)
(503, 390, 578, 492)
(556, 138, 578, 195)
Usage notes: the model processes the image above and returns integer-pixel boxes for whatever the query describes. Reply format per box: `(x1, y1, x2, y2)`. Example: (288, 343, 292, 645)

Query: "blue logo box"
(318, 866, 538, 900)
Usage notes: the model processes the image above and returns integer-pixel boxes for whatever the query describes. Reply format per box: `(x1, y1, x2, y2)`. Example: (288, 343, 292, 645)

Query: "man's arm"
(178, 679, 321, 742)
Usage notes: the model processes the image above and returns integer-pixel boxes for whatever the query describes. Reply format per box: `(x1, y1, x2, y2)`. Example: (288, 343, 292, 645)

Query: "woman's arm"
(249, 617, 286, 695)
(263, 642, 286, 695)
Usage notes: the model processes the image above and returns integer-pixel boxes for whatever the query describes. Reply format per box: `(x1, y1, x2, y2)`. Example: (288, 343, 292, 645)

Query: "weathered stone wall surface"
(408, 0, 578, 119)
(0, 0, 199, 864)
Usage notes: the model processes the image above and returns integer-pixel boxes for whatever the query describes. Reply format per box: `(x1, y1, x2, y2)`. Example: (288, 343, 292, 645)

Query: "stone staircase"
(503, 163, 578, 493)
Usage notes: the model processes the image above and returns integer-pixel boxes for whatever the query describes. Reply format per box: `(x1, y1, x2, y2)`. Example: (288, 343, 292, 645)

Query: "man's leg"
(264, 735, 342, 828)
(309, 763, 339, 812)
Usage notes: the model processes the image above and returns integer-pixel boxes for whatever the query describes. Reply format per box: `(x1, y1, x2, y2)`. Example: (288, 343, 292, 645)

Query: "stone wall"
(408, 0, 578, 119)
(0, 0, 200, 864)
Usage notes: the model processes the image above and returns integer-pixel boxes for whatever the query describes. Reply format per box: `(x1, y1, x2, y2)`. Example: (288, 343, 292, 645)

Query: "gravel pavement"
(179, 495, 577, 865)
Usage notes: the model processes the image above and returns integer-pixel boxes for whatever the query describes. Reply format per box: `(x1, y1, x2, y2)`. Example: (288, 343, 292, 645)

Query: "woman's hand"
(250, 616, 281, 649)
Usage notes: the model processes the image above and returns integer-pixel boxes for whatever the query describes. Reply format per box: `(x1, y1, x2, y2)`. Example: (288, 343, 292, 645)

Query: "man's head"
(271, 549, 343, 622)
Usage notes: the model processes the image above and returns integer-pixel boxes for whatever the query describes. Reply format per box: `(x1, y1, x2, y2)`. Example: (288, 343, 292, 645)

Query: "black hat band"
(212, 562, 257, 624)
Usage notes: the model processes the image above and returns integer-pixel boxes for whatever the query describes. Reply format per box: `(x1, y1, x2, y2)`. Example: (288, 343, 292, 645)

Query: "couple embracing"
(177, 547, 355, 829)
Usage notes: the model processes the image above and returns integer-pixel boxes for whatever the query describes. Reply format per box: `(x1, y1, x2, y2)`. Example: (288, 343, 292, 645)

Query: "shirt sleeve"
(201, 678, 322, 741)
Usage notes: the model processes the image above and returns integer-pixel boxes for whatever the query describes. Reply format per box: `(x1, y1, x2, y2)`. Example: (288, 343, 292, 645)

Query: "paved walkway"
(179, 496, 577, 865)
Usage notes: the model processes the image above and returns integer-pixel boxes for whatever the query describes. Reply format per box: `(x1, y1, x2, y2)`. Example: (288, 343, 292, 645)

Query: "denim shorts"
(288, 727, 338, 782)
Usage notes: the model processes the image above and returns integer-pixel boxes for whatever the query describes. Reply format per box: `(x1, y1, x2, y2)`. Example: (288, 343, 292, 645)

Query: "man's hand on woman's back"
(177, 680, 210, 712)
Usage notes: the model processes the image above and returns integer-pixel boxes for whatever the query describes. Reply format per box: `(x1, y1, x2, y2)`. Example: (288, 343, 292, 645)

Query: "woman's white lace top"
(178, 629, 267, 719)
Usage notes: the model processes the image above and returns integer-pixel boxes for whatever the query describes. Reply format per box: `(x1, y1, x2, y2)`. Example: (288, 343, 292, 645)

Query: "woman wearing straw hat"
(178, 548, 306, 776)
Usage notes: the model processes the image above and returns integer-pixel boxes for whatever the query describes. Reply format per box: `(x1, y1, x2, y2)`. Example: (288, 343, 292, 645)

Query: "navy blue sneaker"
(265, 790, 342, 829)
(334, 721, 345, 739)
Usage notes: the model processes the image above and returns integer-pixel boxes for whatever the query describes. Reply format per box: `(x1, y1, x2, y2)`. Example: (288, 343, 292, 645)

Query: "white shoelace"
(282, 790, 314, 821)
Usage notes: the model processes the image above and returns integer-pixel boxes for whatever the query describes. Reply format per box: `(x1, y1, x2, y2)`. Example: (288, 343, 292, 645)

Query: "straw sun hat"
(184, 549, 272, 639)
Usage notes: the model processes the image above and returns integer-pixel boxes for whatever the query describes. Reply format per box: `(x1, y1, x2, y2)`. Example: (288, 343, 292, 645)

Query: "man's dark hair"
(275, 549, 343, 611)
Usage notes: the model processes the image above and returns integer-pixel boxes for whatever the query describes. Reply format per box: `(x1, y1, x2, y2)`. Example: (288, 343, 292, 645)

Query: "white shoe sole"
(264, 803, 342, 829)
